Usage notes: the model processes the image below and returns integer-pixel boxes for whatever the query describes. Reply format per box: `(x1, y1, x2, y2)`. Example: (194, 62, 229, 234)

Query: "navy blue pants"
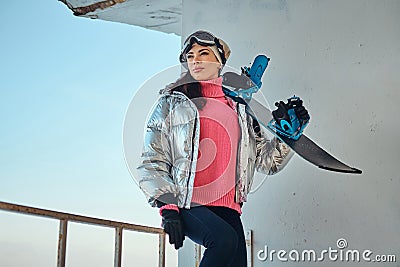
(180, 206, 247, 267)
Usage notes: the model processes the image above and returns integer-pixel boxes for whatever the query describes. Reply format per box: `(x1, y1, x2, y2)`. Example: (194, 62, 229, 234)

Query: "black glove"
(161, 209, 185, 249)
(291, 98, 310, 125)
(272, 98, 310, 128)
(272, 101, 291, 131)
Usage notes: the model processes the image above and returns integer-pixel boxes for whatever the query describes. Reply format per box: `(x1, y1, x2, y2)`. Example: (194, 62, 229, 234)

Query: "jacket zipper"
(184, 119, 197, 207)
(176, 92, 199, 208)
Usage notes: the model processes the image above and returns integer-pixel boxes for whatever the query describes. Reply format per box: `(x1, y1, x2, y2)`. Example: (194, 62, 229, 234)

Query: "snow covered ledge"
(59, 0, 182, 35)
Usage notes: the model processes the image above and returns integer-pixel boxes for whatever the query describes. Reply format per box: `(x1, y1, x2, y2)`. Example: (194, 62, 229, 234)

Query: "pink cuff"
(159, 204, 179, 216)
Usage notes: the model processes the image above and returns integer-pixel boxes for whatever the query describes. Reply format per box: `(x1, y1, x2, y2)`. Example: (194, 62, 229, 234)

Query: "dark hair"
(162, 70, 261, 136)
(165, 71, 206, 109)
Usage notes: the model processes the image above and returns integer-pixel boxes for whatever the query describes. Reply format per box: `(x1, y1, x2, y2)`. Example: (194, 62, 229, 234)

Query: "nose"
(192, 54, 201, 64)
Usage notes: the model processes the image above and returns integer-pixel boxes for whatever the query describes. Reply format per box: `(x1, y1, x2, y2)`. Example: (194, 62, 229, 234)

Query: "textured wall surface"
(179, 1, 400, 266)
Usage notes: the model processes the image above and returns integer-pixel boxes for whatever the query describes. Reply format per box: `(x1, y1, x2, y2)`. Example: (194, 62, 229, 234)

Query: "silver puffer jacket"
(137, 90, 293, 209)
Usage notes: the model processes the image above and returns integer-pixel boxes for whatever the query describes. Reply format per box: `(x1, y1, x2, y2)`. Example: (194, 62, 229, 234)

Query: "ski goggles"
(179, 31, 227, 64)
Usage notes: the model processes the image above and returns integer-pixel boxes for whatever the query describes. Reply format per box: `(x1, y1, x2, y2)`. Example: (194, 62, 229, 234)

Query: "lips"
(192, 67, 204, 73)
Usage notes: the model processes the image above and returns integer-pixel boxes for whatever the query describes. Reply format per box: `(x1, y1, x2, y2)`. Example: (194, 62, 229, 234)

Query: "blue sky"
(0, 1, 180, 266)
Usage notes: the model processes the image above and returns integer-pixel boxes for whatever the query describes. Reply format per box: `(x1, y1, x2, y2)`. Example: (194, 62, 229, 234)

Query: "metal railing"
(0, 201, 166, 267)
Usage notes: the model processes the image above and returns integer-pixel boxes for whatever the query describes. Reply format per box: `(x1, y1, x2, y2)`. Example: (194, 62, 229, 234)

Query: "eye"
(186, 54, 194, 59)
(200, 51, 209, 56)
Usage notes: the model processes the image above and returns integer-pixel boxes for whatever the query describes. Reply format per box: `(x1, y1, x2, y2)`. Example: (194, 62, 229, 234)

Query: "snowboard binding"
(241, 55, 270, 89)
(268, 95, 310, 140)
(222, 55, 270, 100)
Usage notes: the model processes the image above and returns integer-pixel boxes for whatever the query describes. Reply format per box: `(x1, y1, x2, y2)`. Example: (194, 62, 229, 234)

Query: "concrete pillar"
(179, 1, 400, 266)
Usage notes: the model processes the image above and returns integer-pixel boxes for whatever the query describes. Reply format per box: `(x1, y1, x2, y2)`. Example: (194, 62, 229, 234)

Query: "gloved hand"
(291, 98, 310, 126)
(271, 96, 310, 140)
(161, 209, 185, 249)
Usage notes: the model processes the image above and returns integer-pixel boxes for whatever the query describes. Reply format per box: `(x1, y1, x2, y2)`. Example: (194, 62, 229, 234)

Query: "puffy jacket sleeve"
(254, 123, 294, 175)
(136, 96, 178, 207)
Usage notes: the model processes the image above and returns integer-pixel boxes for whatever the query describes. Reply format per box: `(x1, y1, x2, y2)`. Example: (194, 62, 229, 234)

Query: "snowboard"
(222, 55, 362, 174)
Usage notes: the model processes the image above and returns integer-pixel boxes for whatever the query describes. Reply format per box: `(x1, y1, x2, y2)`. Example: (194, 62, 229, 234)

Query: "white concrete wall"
(179, 0, 400, 266)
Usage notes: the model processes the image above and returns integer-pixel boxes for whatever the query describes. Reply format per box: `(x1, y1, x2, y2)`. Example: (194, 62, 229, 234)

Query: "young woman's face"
(186, 44, 221, 81)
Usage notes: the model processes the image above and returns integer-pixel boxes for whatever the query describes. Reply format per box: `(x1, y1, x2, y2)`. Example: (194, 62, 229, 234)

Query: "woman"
(137, 30, 308, 266)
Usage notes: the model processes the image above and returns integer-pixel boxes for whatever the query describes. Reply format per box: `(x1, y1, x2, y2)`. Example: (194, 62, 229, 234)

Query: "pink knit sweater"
(190, 77, 242, 214)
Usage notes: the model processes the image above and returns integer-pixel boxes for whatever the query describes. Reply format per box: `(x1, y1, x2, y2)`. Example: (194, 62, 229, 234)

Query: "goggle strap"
(214, 38, 226, 64)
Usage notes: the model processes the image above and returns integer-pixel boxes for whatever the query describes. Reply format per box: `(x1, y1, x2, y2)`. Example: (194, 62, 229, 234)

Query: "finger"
(295, 107, 308, 116)
(163, 222, 169, 234)
(297, 109, 308, 117)
(297, 99, 303, 106)
(172, 225, 181, 249)
(169, 225, 176, 245)
(165, 224, 175, 245)
(301, 114, 310, 121)
(295, 106, 305, 112)
(175, 223, 184, 248)
(176, 225, 184, 249)
(174, 235, 180, 249)
(297, 107, 308, 115)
